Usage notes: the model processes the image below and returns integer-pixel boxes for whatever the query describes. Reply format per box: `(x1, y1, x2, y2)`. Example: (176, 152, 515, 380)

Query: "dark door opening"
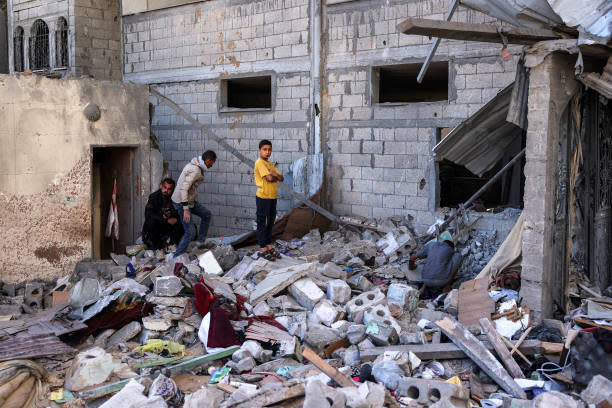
(92, 147, 138, 259)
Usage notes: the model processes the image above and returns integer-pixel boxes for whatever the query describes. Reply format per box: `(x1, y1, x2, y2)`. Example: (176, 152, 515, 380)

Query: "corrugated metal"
(548, 0, 612, 40)
(0, 333, 76, 362)
(433, 84, 523, 177)
(460, 0, 563, 29)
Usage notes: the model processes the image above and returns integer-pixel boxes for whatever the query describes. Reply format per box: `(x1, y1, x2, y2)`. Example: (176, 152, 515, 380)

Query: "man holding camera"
(142, 178, 184, 258)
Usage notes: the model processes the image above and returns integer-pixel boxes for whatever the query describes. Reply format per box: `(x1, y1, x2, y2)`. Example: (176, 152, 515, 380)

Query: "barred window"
(55, 17, 68, 68)
(13, 26, 24, 72)
(29, 19, 49, 70)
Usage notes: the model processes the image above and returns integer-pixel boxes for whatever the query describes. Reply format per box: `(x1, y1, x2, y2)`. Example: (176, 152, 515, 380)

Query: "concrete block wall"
(323, 0, 521, 229)
(520, 52, 580, 321)
(73, 0, 122, 80)
(124, 0, 313, 237)
(8, 0, 73, 72)
(124, 0, 522, 236)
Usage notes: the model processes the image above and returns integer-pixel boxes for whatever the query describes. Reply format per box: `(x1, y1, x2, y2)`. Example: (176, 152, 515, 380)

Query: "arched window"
(13, 26, 24, 72)
(55, 17, 68, 67)
(30, 19, 49, 70)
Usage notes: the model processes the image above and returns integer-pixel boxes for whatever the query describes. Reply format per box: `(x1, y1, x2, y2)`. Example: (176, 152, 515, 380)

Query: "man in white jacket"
(171, 150, 217, 257)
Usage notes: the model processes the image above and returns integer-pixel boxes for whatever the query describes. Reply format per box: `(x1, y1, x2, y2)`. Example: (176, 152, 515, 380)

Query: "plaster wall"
(123, 0, 522, 236)
(0, 74, 151, 282)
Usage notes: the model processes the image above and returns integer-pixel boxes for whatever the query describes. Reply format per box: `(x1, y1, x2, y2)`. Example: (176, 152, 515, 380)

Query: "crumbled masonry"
(0, 213, 609, 408)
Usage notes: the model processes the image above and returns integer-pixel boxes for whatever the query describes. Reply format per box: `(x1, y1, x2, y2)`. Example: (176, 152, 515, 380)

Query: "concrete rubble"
(0, 214, 609, 408)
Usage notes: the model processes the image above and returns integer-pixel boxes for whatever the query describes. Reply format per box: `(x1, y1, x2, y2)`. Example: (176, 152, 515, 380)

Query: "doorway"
(91, 147, 139, 259)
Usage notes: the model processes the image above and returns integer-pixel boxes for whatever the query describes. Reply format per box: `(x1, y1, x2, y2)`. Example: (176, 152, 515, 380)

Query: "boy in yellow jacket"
(254, 140, 283, 261)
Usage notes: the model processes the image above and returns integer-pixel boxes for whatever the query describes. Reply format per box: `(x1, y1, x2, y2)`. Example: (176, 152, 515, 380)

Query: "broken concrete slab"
(387, 283, 419, 312)
(314, 299, 343, 326)
(320, 262, 347, 280)
(183, 387, 225, 408)
(142, 316, 173, 332)
(249, 262, 316, 306)
(154, 276, 183, 297)
(198, 251, 223, 275)
(580, 374, 612, 406)
(106, 321, 142, 349)
(327, 279, 352, 304)
(288, 278, 325, 310)
(99, 379, 167, 408)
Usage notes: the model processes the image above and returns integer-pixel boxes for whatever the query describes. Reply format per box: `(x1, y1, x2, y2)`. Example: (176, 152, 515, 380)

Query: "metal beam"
(417, 0, 459, 83)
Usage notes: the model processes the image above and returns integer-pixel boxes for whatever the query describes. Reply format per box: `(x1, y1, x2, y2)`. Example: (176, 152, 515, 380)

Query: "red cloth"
(207, 306, 241, 348)
(193, 281, 216, 316)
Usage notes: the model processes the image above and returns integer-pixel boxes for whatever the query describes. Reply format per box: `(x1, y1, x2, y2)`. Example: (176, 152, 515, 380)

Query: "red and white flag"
(105, 179, 119, 240)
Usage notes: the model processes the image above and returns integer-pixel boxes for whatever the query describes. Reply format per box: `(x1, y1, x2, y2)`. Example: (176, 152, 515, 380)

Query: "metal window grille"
(13, 27, 24, 72)
(55, 17, 68, 68)
(29, 19, 49, 70)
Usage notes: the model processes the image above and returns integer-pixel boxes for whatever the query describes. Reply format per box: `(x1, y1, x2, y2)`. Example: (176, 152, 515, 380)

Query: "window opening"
(220, 76, 272, 110)
(13, 26, 24, 72)
(373, 61, 448, 104)
(55, 17, 68, 68)
(29, 19, 49, 70)
(436, 128, 525, 210)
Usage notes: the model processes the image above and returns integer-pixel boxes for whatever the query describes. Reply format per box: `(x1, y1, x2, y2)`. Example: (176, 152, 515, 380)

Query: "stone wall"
(520, 52, 580, 321)
(0, 74, 151, 282)
(123, 0, 522, 236)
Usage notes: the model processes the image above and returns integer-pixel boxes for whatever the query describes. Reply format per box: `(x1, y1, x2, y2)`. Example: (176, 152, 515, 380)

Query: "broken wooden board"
(397, 18, 562, 45)
(302, 347, 356, 388)
(0, 302, 86, 337)
(436, 317, 527, 399)
(573, 317, 612, 332)
(480, 317, 525, 379)
(249, 262, 316, 305)
(458, 278, 495, 326)
(358, 339, 552, 362)
(0, 332, 76, 361)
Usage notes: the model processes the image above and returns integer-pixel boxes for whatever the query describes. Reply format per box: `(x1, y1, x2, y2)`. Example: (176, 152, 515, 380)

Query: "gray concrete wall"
(123, 0, 522, 236)
(0, 75, 151, 282)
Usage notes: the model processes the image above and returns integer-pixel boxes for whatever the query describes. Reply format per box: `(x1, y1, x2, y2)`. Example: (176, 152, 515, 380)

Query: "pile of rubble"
(0, 214, 610, 408)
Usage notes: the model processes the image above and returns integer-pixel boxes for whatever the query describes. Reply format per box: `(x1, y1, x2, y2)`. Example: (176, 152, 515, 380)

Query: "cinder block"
(289, 278, 325, 310)
(345, 289, 385, 318)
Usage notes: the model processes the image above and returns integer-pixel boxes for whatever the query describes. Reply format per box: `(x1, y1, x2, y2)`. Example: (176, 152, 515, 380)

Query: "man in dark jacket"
(142, 178, 184, 254)
(409, 238, 462, 294)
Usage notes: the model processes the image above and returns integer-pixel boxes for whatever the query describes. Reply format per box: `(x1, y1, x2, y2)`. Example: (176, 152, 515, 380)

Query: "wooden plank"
(458, 278, 494, 326)
(436, 317, 527, 398)
(397, 18, 562, 45)
(302, 347, 356, 388)
(151, 89, 341, 225)
(480, 318, 524, 379)
(216, 383, 238, 394)
(358, 339, 549, 361)
(0, 333, 76, 361)
(501, 336, 531, 365)
(573, 317, 612, 331)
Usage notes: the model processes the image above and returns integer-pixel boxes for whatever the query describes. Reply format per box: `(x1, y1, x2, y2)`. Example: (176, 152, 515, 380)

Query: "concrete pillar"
(520, 52, 580, 322)
(0, 9, 8, 73)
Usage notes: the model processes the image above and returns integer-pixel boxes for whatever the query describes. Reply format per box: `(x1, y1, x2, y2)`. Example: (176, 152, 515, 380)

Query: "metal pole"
(420, 147, 526, 243)
(416, 0, 458, 83)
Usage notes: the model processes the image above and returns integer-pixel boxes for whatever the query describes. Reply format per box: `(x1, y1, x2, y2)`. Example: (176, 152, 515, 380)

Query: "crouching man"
(171, 150, 217, 258)
(409, 238, 462, 296)
(142, 178, 184, 257)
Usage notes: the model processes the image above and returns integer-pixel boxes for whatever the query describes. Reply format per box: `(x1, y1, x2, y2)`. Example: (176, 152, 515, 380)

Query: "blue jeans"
(173, 201, 211, 256)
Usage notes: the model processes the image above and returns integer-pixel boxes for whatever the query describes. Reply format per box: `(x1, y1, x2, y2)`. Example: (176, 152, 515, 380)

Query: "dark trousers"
(256, 197, 276, 248)
(142, 218, 184, 250)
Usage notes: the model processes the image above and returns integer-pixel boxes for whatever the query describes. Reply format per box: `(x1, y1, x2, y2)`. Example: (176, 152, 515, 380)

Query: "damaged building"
(0, 0, 609, 406)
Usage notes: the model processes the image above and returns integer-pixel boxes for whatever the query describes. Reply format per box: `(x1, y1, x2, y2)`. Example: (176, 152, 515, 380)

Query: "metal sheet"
(0, 333, 76, 361)
(433, 84, 523, 177)
(460, 0, 563, 29)
(548, 0, 612, 40)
